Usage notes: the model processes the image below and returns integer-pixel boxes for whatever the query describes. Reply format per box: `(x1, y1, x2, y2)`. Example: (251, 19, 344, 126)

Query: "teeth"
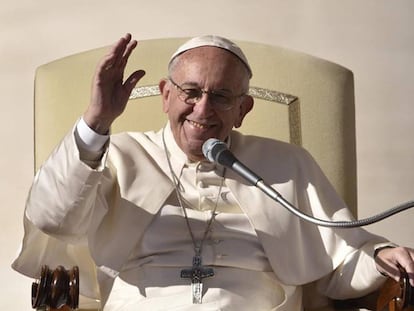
(189, 120, 208, 129)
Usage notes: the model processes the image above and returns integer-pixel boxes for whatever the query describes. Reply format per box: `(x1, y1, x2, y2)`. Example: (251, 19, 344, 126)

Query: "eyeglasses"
(168, 77, 246, 111)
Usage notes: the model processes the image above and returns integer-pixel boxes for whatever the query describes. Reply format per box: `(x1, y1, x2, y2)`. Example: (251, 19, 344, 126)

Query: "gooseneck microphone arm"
(202, 138, 414, 228)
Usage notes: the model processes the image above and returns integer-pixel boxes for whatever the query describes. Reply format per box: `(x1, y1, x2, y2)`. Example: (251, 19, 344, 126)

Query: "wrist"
(82, 112, 112, 135)
(76, 117, 110, 152)
(373, 243, 398, 277)
(373, 242, 398, 259)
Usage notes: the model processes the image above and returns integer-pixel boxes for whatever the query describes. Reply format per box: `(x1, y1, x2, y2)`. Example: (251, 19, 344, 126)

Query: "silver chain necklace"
(162, 128, 226, 304)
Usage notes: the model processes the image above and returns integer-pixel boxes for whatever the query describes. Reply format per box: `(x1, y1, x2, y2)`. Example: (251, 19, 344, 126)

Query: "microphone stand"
(204, 138, 414, 228)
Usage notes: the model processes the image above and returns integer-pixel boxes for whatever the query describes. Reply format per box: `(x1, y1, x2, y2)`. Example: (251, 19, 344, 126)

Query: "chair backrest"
(34, 37, 357, 214)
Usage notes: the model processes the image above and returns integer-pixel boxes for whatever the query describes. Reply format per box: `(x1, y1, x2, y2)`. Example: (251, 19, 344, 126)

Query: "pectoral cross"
(180, 255, 214, 304)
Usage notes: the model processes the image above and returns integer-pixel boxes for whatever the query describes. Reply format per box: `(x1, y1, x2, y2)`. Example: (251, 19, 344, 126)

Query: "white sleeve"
(74, 117, 110, 165)
(316, 240, 393, 299)
(76, 117, 109, 152)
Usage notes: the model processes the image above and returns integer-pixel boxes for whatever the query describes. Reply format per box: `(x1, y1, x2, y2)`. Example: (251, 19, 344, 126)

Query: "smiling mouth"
(188, 120, 213, 129)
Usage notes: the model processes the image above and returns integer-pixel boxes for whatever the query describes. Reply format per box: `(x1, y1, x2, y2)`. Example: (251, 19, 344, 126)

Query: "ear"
(159, 79, 171, 113)
(234, 95, 254, 128)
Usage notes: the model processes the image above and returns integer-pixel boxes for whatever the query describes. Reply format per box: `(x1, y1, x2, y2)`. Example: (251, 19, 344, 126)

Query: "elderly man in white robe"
(13, 34, 414, 310)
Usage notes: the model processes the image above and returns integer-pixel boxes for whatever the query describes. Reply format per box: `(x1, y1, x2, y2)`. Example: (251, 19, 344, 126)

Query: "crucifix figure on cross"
(180, 255, 214, 304)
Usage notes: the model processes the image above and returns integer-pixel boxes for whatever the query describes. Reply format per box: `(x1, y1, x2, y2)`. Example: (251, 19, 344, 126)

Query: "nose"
(192, 93, 215, 116)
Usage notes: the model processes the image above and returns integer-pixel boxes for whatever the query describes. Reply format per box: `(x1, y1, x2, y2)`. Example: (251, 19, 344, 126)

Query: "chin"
(182, 143, 204, 160)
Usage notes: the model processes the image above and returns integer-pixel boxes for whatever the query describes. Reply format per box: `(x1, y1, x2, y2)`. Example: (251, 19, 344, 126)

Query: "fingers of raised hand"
(99, 34, 137, 75)
(123, 70, 146, 94)
(120, 37, 137, 69)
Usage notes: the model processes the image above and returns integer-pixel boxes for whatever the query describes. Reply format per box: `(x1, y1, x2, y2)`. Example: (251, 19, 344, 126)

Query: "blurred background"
(1, 0, 413, 309)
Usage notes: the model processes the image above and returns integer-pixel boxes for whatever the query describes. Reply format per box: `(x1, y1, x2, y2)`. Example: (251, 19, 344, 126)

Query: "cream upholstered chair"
(34, 37, 357, 211)
(33, 38, 357, 310)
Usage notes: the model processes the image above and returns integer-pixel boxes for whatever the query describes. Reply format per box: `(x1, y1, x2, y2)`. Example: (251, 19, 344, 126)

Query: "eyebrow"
(179, 81, 234, 94)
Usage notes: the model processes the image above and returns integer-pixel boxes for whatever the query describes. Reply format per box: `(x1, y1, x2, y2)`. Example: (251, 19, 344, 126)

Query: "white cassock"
(13, 120, 389, 310)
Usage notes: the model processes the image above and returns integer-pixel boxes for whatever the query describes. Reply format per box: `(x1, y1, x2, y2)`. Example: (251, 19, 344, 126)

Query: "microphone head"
(202, 138, 227, 163)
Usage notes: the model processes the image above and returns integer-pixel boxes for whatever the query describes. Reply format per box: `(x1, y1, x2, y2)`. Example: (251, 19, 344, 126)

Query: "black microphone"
(202, 138, 414, 228)
(202, 138, 262, 185)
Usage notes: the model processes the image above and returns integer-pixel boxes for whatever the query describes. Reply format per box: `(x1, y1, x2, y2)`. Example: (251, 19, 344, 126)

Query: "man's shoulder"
(108, 130, 168, 167)
(231, 130, 306, 156)
(110, 130, 161, 150)
(230, 131, 322, 185)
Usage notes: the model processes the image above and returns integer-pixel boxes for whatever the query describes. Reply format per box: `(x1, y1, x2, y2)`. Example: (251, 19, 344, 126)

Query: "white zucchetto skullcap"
(169, 35, 252, 78)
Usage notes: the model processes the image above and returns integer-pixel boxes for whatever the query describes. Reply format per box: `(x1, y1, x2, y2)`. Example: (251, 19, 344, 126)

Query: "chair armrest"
(32, 265, 413, 310)
(333, 270, 413, 311)
(333, 291, 378, 310)
(32, 265, 79, 310)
